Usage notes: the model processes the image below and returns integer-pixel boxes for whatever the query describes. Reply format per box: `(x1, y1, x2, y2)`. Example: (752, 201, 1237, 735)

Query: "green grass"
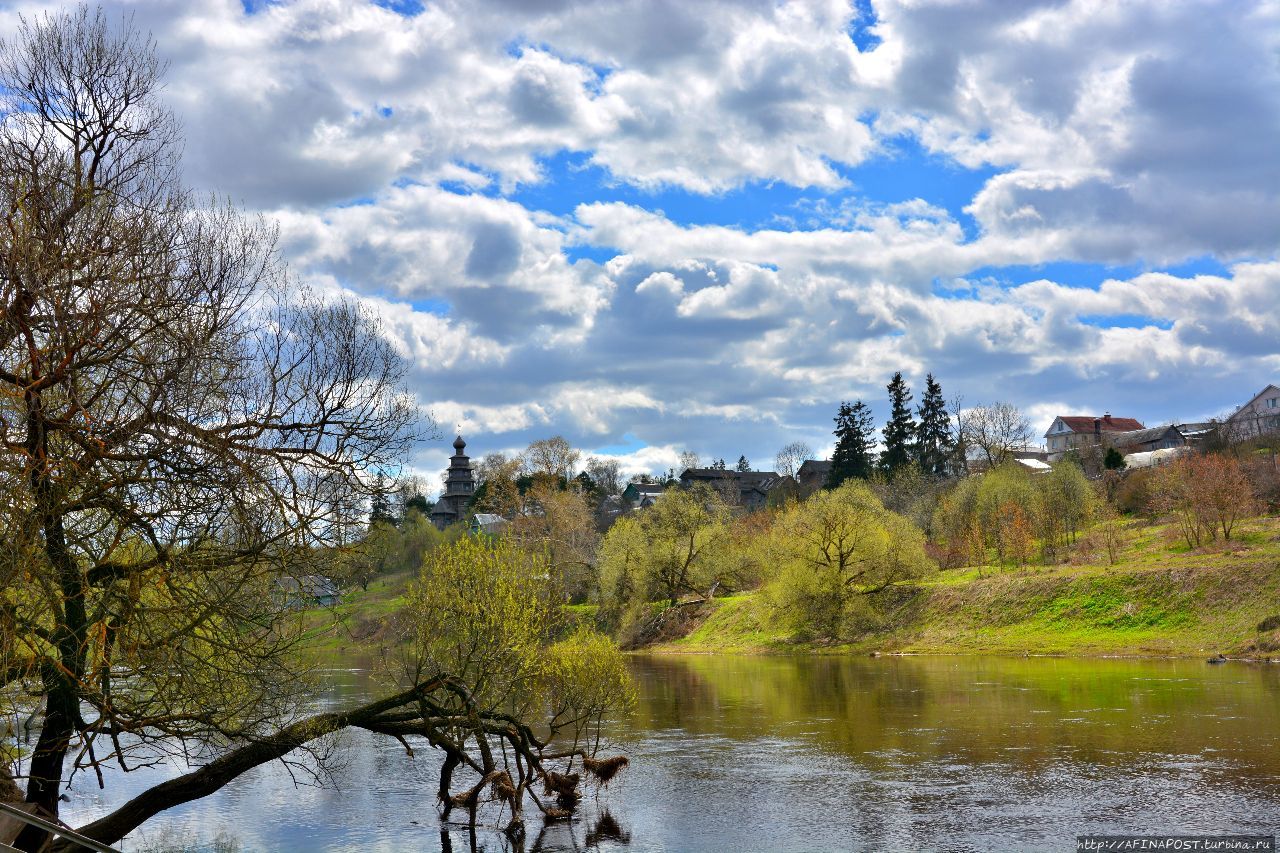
(656, 515, 1280, 658)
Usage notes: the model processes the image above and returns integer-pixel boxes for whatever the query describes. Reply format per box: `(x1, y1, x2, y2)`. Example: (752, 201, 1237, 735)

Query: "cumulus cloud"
(2, 0, 1275, 476)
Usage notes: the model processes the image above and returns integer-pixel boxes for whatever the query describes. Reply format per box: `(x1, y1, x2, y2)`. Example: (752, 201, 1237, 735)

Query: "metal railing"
(0, 801, 122, 853)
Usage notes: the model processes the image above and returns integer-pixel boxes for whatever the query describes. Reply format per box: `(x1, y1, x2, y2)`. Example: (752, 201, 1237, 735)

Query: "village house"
(796, 460, 832, 497)
(1225, 384, 1280, 441)
(1109, 424, 1186, 454)
(1044, 413, 1145, 461)
(678, 467, 787, 510)
(620, 481, 666, 508)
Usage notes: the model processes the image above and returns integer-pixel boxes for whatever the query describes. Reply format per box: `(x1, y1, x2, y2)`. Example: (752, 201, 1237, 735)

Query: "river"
(60, 655, 1280, 852)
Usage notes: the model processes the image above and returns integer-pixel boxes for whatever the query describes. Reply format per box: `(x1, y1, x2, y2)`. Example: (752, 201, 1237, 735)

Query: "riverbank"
(301, 516, 1280, 661)
(649, 516, 1280, 658)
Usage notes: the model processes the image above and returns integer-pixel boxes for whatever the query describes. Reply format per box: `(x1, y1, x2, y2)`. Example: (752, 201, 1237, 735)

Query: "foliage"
(736, 455, 751, 472)
(1104, 447, 1127, 471)
(933, 461, 1094, 567)
(869, 463, 951, 538)
(880, 372, 917, 475)
(915, 373, 955, 476)
(827, 400, 876, 487)
(507, 481, 600, 603)
(542, 629, 637, 753)
(0, 8, 427, 843)
(525, 436, 581, 484)
(1149, 453, 1257, 548)
(395, 537, 634, 830)
(597, 485, 731, 609)
(766, 481, 934, 639)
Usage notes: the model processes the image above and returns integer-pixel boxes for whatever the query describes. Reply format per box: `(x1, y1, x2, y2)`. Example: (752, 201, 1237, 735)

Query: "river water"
(61, 655, 1280, 852)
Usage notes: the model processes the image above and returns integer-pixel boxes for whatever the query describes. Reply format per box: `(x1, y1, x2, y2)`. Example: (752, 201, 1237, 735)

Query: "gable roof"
(1051, 415, 1145, 434)
(1110, 425, 1184, 447)
(1227, 384, 1280, 422)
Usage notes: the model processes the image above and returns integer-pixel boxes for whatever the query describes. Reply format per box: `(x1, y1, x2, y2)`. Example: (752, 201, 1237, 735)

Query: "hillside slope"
(651, 517, 1280, 658)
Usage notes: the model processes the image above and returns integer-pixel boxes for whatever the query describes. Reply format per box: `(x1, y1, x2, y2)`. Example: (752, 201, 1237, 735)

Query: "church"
(429, 435, 475, 530)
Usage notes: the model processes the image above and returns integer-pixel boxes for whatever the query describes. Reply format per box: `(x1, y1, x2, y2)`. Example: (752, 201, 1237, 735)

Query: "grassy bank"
(300, 516, 1280, 660)
(650, 516, 1280, 658)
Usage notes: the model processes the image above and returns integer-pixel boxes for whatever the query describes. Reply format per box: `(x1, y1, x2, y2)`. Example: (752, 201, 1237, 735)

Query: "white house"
(1225, 384, 1280, 441)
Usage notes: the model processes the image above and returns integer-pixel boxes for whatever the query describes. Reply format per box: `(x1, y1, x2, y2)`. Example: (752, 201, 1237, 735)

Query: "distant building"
(1225, 384, 1280, 441)
(1110, 424, 1186, 454)
(1045, 413, 1145, 461)
(678, 468, 786, 510)
(796, 460, 832, 496)
(469, 513, 508, 535)
(277, 575, 341, 609)
(430, 435, 475, 530)
(1175, 422, 1218, 444)
(621, 481, 666, 508)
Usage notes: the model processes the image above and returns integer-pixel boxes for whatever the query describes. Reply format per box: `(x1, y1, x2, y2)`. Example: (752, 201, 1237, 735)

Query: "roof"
(1227, 384, 1280, 422)
(797, 460, 832, 475)
(1016, 458, 1052, 472)
(1110, 425, 1184, 447)
(1051, 415, 1145, 434)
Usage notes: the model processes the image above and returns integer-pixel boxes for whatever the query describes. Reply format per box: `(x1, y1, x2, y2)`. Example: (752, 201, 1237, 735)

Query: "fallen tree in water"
(48, 537, 634, 851)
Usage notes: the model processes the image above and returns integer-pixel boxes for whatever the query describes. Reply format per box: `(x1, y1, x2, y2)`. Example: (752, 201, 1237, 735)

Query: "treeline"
(352, 382, 1279, 646)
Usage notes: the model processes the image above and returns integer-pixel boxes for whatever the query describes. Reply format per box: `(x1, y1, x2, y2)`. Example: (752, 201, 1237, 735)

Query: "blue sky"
(8, 0, 1277, 486)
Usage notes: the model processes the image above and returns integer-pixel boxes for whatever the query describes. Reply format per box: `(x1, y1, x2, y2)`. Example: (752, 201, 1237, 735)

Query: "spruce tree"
(915, 373, 955, 476)
(827, 400, 876, 488)
(880, 372, 917, 475)
(736, 455, 751, 472)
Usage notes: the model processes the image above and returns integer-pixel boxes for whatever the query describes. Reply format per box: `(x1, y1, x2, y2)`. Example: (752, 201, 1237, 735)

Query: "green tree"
(369, 473, 398, 528)
(880, 372, 917, 475)
(597, 485, 730, 608)
(827, 400, 876, 487)
(915, 373, 954, 476)
(736, 455, 751, 472)
(399, 537, 634, 832)
(1104, 446, 1127, 470)
(0, 11, 631, 847)
(767, 481, 934, 639)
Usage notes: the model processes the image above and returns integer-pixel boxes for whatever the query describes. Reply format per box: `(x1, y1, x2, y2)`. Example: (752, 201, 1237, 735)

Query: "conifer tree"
(736, 455, 751, 472)
(880, 372, 917, 475)
(827, 401, 876, 487)
(915, 373, 955, 476)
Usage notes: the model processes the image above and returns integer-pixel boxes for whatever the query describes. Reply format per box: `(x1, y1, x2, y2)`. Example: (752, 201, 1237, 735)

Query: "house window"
(1268, 397, 1279, 408)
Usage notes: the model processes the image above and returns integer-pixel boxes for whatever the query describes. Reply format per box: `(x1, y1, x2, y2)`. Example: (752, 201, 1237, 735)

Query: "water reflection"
(60, 656, 1280, 852)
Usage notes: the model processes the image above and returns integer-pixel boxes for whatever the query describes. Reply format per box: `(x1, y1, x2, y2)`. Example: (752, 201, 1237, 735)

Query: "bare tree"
(959, 402, 1035, 467)
(678, 450, 701, 473)
(584, 456, 622, 496)
(775, 441, 813, 479)
(0, 11, 637, 849)
(524, 435, 581, 483)
(0, 9, 629, 850)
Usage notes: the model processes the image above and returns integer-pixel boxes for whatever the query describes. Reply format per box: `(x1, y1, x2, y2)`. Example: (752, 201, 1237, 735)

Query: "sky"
(4, 0, 1279, 489)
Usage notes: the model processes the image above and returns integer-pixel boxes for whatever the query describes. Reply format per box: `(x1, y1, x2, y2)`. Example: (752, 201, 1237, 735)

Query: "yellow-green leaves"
(403, 536, 634, 731)
(766, 481, 933, 639)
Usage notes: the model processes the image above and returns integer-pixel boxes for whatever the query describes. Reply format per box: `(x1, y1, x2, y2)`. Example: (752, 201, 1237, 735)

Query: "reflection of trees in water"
(624, 655, 1280, 783)
(439, 809, 631, 852)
